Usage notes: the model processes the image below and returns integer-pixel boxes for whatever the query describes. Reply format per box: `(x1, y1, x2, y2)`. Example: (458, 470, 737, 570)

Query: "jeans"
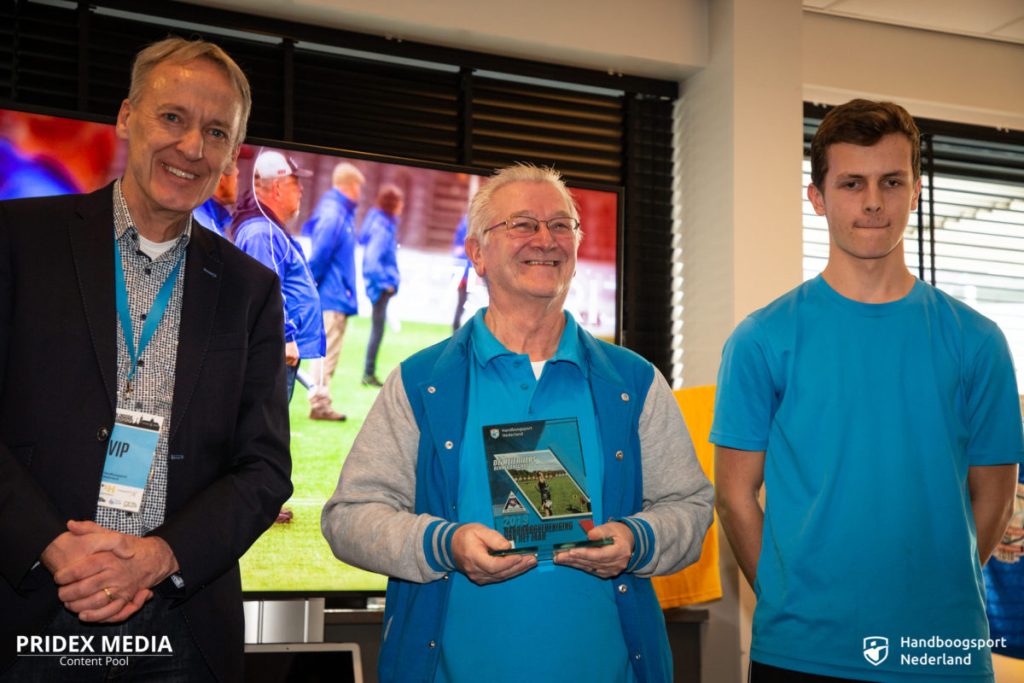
(285, 361, 300, 401)
(364, 291, 392, 377)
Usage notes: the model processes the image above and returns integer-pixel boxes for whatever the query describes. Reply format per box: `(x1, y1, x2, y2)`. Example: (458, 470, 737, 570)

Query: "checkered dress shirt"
(94, 180, 190, 536)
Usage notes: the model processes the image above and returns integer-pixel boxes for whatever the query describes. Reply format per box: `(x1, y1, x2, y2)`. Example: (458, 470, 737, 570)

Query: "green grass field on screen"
(520, 473, 588, 518)
(240, 316, 449, 593)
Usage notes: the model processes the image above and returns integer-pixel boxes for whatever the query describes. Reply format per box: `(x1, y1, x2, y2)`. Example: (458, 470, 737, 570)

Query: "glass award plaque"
(483, 417, 610, 559)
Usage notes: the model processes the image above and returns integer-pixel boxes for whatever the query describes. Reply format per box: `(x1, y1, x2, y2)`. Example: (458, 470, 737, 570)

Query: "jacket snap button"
(427, 386, 437, 394)
(444, 441, 454, 449)
(620, 392, 629, 402)
(618, 584, 628, 593)
(96, 427, 110, 441)
(615, 450, 624, 460)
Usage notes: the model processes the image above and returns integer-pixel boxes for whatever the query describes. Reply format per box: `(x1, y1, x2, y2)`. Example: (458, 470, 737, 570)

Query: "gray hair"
(467, 164, 581, 245)
(128, 36, 252, 146)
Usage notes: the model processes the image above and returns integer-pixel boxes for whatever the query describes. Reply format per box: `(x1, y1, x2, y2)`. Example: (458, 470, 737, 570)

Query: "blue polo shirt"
(435, 309, 634, 683)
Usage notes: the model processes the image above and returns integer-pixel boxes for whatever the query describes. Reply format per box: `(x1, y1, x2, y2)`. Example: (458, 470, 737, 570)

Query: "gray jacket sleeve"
(321, 368, 449, 583)
(629, 369, 714, 577)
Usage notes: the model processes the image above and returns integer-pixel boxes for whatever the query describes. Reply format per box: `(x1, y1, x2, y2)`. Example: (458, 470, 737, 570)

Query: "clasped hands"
(40, 520, 178, 624)
(451, 521, 634, 585)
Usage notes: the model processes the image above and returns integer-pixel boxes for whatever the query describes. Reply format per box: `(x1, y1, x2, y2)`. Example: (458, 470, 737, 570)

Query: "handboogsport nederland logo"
(863, 636, 888, 666)
(860, 634, 1007, 668)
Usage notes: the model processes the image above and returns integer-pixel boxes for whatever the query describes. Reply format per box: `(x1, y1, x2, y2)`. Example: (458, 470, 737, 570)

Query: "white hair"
(467, 164, 581, 245)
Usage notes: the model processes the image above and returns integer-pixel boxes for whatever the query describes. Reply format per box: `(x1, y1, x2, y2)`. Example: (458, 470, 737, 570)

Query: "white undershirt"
(531, 360, 545, 380)
(137, 233, 178, 260)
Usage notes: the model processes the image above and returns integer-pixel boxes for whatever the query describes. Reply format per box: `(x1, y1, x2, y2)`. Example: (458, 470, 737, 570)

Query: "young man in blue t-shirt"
(712, 99, 1024, 683)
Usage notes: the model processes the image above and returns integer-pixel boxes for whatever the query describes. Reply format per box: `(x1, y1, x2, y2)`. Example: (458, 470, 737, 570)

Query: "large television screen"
(0, 107, 622, 596)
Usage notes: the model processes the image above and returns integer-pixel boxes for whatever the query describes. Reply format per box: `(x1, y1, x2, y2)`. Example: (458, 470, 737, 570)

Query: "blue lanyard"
(113, 232, 184, 395)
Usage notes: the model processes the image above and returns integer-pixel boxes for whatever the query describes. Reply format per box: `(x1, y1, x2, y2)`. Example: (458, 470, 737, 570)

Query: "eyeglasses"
(483, 215, 581, 239)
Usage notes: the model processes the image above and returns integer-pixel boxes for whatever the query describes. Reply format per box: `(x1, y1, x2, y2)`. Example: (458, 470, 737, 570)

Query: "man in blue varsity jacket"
(322, 164, 713, 683)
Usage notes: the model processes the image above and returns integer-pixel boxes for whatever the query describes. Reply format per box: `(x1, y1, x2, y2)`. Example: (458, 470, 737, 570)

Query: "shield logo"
(862, 636, 888, 666)
(489, 428, 500, 439)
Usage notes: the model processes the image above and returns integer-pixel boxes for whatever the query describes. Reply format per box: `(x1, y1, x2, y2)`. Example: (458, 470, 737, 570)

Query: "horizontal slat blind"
(293, 45, 461, 164)
(470, 76, 623, 184)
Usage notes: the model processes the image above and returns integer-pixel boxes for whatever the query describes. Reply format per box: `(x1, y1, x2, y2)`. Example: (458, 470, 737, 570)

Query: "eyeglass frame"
(481, 214, 581, 239)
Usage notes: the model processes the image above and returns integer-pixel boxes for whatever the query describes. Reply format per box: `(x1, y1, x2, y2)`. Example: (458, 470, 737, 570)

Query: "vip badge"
(863, 636, 888, 666)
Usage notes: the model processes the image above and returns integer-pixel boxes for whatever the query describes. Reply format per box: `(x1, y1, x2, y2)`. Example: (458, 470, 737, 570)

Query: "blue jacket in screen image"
(192, 197, 232, 237)
(0, 138, 80, 199)
(233, 196, 326, 359)
(359, 207, 400, 304)
(304, 188, 359, 316)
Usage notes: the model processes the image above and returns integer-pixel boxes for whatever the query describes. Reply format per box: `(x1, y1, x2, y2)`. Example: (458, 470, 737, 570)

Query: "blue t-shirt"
(710, 275, 1024, 682)
(436, 309, 634, 683)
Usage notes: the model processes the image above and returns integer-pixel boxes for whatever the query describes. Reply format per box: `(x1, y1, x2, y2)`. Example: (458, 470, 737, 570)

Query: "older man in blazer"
(0, 38, 291, 682)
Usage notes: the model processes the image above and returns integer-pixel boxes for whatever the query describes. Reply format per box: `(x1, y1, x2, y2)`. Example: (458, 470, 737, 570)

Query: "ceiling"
(187, 0, 1024, 48)
(804, 0, 1024, 45)
(170, 0, 1024, 81)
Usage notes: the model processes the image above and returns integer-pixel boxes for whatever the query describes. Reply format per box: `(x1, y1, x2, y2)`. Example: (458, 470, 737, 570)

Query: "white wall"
(678, 2, 804, 680)
(196, 0, 709, 80)
(680, 0, 805, 389)
(803, 12, 1024, 131)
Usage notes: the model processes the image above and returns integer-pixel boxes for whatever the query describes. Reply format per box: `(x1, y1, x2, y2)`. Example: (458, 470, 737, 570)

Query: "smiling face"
(466, 180, 578, 310)
(116, 58, 242, 237)
(809, 132, 921, 268)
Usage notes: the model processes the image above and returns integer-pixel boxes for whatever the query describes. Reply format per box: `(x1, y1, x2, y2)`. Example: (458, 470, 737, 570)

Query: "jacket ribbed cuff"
(618, 516, 654, 573)
(423, 520, 461, 573)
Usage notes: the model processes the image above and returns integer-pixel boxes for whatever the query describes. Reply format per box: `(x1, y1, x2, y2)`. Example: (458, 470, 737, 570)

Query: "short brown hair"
(128, 36, 252, 146)
(810, 99, 920, 190)
(376, 184, 404, 215)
